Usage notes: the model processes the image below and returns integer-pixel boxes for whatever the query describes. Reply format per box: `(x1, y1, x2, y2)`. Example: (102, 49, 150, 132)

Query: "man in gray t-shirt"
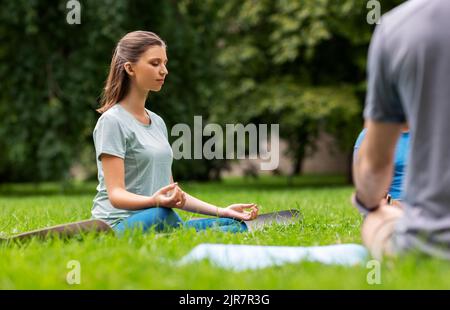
(352, 0, 450, 259)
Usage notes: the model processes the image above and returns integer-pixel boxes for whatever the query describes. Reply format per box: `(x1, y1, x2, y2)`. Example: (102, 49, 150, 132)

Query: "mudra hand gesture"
(221, 203, 259, 221)
(151, 183, 186, 208)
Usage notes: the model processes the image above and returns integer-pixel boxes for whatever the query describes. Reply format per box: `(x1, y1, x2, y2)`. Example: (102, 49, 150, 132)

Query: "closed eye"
(149, 58, 168, 66)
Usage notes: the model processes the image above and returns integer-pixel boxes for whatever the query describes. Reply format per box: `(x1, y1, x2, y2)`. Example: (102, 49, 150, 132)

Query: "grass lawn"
(0, 175, 449, 289)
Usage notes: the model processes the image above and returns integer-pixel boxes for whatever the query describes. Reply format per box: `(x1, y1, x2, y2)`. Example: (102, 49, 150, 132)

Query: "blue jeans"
(113, 207, 247, 235)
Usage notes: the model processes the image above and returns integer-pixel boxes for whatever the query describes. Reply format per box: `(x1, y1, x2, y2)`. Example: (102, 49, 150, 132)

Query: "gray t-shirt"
(91, 104, 173, 227)
(364, 0, 450, 258)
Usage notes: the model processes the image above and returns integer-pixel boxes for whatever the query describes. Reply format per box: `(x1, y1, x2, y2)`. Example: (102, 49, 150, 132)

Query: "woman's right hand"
(151, 183, 185, 208)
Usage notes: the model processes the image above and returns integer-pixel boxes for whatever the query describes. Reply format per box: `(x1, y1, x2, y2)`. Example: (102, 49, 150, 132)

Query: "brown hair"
(97, 31, 166, 114)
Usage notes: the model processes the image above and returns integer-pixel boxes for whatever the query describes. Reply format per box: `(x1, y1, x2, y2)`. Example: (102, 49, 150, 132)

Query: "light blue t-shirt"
(91, 104, 173, 227)
(354, 129, 410, 200)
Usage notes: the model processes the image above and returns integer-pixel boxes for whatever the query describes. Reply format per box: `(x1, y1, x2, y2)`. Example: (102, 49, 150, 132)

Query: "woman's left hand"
(221, 203, 259, 221)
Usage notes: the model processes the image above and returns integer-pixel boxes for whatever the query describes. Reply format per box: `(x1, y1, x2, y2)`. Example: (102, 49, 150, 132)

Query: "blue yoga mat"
(179, 243, 369, 271)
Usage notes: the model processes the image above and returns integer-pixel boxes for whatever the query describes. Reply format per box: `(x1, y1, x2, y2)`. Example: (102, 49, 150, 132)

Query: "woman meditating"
(91, 31, 258, 235)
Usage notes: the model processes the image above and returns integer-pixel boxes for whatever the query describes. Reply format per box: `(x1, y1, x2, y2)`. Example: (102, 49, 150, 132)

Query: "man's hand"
(362, 200, 404, 259)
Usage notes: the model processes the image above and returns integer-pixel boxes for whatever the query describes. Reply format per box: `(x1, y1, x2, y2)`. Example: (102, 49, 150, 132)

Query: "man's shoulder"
(381, 0, 442, 36)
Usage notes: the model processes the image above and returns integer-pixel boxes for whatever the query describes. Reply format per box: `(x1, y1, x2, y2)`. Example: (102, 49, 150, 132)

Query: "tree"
(0, 0, 406, 182)
(0, 0, 226, 182)
(210, 0, 404, 175)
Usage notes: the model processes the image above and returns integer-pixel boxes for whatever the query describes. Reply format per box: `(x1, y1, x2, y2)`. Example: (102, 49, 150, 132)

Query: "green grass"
(0, 175, 449, 289)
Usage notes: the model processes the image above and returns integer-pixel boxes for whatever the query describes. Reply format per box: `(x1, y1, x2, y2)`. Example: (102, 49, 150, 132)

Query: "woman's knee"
(149, 207, 182, 229)
(150, 207, 172, 220)
(115, 207, 182, 234)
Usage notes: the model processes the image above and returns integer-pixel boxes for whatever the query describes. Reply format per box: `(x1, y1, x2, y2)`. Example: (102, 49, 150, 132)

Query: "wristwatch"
(351, 193, 380, 216)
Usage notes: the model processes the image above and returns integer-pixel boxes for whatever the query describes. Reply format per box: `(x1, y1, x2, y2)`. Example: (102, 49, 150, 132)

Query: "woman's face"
(128, 45, 168, 92)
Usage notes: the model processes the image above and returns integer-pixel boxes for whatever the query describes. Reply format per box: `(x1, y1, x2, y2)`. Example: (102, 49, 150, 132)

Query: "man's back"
(364, 0, 450, 257)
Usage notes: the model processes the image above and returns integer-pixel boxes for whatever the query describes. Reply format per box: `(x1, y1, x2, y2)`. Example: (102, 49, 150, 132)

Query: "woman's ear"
(124, 62, 134, 76)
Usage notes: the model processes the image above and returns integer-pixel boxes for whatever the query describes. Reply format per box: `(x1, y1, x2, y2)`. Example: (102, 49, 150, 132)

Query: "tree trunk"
(288, 152, 304, 186)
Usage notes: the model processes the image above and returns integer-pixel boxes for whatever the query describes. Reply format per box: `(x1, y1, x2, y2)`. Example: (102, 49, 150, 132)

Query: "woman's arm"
(102, 154, 182, 210)
(178, 189, 259, 221)
(181, 193, 222, 216)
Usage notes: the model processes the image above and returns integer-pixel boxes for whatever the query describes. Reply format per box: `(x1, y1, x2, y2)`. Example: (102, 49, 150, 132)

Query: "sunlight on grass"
(1, 176, 449, 289)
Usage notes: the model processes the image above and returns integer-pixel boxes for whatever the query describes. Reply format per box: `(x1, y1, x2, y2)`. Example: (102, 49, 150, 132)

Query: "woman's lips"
(156, 79, 165, 84)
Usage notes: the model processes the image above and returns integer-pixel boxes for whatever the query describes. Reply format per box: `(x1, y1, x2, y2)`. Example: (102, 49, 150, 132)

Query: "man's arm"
(353, 120, 404, 209)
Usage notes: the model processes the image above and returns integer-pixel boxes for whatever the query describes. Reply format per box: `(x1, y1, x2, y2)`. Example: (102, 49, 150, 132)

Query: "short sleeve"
(364, 23, 406, 123)
(154, 113, 169, 140)
(93, 114, 127, 161)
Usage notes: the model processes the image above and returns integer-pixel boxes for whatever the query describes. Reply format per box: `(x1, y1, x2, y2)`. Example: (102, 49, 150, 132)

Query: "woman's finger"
(159, 183, 177, 195)
(176, 193, 186, 208)
(166, 187, 182, 204)
(171, 186, 182, 200)
(231, 203, 254, 211)
(252, 205, 259, 214)
(241, 203, 254, 208)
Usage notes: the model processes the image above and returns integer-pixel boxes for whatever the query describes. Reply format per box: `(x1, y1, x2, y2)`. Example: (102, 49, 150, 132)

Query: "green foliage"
(152, 0, 228, 180)
(212, 0, 405, 173)
(0, 0, 406, 182)
(0, 0, 224, 182)
(0, 0, 127, 181)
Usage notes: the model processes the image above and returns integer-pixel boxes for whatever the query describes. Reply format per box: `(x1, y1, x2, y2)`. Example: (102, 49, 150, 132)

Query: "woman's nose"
(160, 65, 168, 76)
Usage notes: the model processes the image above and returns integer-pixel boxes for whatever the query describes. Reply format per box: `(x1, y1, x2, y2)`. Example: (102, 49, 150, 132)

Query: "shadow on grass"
(0, 174, 351, 197)
(0, 182, 97, 197)
(186, 174, 351, 191)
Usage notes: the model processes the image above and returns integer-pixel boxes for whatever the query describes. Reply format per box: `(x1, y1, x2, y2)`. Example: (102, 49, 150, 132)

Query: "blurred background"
(0, 0, 405, 186)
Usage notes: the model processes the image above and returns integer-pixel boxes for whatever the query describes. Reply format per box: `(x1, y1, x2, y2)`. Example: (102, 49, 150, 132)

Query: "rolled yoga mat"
(244, 209, 302, 231)
(0, 209, 301, 242)
(0, 219, 113, 243)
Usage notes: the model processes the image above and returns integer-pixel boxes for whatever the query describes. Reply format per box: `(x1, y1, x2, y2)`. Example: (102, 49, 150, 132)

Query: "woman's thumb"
(160, 183, 176, 193)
